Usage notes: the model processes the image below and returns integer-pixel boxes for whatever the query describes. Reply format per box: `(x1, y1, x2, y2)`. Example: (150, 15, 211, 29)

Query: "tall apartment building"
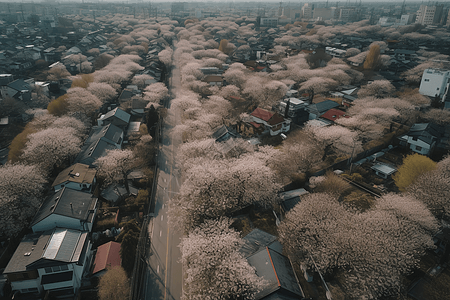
(415, 4, 444, 25)
(302, 3, 313, 19)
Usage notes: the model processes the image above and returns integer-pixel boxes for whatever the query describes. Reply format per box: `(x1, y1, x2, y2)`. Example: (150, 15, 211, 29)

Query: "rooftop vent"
(75, 173, 80, 177)
(24, 252, 31, 256)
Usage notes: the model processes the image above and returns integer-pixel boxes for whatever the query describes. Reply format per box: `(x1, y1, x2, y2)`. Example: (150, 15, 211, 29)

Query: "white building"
(419, 69, 450, 99)
(416, 4, 444, 25)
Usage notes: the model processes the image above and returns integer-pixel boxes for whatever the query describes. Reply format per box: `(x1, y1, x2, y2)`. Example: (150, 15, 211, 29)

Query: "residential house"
(100, 183, 138, 204)
(85, 124, 124, 149)
(75, 138, 117, 166)
(240, 229, 304, 300)
(52, 163, 97, 192)
(91, 241, 121, 277)
(250, 108, 291, 136)
(320, 108, 349, 123)
(279, 188, 310, 214)
(2, 78, 32, 101)
(371, 163, 397, 179)
(239, 229, 283, 259)
(4, 228, 91, 299)
(212, 125, 240, 143)
(306, 100, 340, 120)
(277, 97, 309, 125)
(398, 123, 444, 156)
(97, 107, 131, 128)
(202, 75, 224, 87)
(247, 247, 305, 300)
(31, 187, 98, 233)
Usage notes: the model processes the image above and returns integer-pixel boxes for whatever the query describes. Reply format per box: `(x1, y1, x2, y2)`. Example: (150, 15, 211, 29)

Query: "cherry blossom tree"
(65, 87, 102, 116)
(131, 74, 154, 89)
(21, 127, 82, 174)
(305, 124, 362, 156)
(47, 65, 71, 81)
(279, 192, 438, 300)
(87, 82, 117, 102)
(179, 218, 264, 300)
(143, 82, 169, 107)
(95, 149, 136, 194)
(98, 266, 130, 300)
(0, 164, 46, 236)
(357, 80, 395, 98)
(170, 154, 280, 231)
(159, 47, 173, 66)
(408, 156, 450, 220)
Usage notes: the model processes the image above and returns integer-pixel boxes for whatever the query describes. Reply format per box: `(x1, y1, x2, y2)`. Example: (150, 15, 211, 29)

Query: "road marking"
(157, 265, 159, 273)
(161, 215, 164, 221)
(160, 230, 162, 237)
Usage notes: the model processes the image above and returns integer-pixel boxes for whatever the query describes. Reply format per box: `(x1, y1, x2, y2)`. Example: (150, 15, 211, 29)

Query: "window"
(60, 265, 69, 271)
(416, 146, 422, 151)
(424, 79, 430, 82)
(45, 267, 52, 273)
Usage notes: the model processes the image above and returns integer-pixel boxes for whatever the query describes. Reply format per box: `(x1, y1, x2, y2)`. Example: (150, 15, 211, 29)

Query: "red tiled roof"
(320, 108, 348, 122)
(250, 121, 262, 128)
(251, 108, 274, 122)
(267, 112, 285, 125)
(92, 241, 122, 274)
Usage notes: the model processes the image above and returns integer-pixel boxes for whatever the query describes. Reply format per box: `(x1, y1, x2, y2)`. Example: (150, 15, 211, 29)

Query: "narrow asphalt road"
(139, 47, 183, 300)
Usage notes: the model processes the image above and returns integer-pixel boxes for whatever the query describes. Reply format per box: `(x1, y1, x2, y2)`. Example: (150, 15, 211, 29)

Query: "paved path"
(139, 48, 183, 300)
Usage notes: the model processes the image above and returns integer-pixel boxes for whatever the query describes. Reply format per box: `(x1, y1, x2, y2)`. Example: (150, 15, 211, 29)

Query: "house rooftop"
(4, 228, 88, 274)
(251, 108, 274, 122)
(247, 247, 304, 300)
(240, 229, 283, 258)
(31, 187, 97, 228)
(371, 163, 397, 176)
(320, 108, 348, 122)
(98, 107, 131, 125)
(85, 124, 123, 146)
(92, 241, 121, 275)
(52, 163, 96, 189)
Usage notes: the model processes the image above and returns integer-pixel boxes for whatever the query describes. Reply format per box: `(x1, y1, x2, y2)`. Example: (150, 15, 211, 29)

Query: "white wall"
(419, 69, 450, 98)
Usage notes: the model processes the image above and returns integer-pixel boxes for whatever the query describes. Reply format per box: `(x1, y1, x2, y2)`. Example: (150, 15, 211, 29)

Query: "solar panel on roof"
(43, 229, 67, 259)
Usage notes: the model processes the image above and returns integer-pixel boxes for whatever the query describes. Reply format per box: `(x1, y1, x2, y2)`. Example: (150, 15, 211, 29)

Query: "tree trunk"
(124, 172, 130, 195)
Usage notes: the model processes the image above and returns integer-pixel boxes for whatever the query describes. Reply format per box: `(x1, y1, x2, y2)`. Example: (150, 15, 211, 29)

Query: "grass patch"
(231, 215, 253, 237)
(249, 209, 277, 236)
(94, 216, 117, 232)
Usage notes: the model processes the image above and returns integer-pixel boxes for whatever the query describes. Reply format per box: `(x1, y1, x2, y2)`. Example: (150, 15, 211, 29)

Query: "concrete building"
(400, 14, 415, 25)
(302, 3, 313, 19)
(313, 7, 337, 21)
(419, 69, 450, 99)
(416, 4, 444, 25)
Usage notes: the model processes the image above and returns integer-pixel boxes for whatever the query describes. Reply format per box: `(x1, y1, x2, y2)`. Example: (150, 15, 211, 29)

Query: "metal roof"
(31, 187, 97, 228)
(247, 247, 304, 300)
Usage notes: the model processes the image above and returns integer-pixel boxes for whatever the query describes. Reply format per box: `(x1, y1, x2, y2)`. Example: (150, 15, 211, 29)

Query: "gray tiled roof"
(31, 187, 97, 228)
(85, 124, 123, 146)
(247, 247, 304, 300)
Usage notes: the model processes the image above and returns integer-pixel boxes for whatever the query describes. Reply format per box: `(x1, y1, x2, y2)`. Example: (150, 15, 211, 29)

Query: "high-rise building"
(302, 3, 313, 19)
(415, 4, 444, 25)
